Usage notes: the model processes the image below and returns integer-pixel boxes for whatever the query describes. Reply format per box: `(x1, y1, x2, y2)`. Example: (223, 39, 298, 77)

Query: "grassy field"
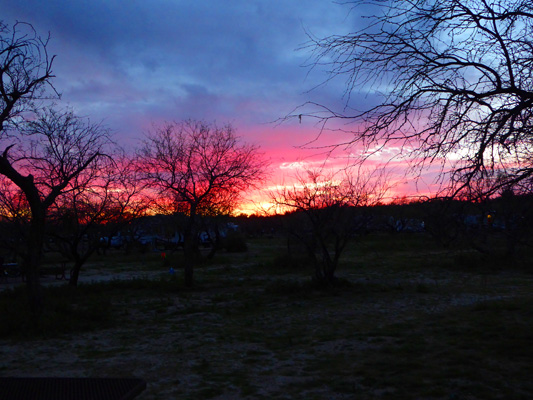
(1, 233, 533, 399)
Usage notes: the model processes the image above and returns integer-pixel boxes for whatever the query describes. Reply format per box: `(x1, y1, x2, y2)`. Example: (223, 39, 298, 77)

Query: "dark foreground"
(1, 234, 532, 399)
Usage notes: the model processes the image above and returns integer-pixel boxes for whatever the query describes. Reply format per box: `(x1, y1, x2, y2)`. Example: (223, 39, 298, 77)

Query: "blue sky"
(2, 1, 359, 149)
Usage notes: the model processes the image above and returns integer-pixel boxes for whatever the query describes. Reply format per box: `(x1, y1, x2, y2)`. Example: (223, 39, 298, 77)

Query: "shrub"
(224, 231, 248, 253)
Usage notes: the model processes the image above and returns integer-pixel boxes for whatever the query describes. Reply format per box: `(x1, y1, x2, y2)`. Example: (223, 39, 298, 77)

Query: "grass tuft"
(0, 285, 114, 339)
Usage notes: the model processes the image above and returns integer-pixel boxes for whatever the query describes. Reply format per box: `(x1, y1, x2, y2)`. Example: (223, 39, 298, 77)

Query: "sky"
(2, 1, 432, 213)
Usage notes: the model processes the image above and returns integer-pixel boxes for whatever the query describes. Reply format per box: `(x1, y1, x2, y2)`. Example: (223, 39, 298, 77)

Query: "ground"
(1, 233, 533, 399)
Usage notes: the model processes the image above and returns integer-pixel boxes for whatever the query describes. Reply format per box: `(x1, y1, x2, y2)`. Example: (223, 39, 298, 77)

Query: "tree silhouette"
(47, 153, 148, 286)
(270, 167, 389, 286)
(138, 120, 265, 286)
(0, 107, 112, 313)
(0, 22, 55, 134)
(300, 0, 533, 196)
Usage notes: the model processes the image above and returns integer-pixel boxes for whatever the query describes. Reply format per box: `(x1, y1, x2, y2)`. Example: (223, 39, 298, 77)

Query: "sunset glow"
(1, 1, 446, 215)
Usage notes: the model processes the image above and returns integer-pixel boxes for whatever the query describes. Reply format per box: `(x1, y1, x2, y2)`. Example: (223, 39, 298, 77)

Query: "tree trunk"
(182, 210, 198, 288)
(68, 239, 104, 287)
(69, 262, 81, 287)
(24, 210, 46, 316)
(68, 245, 86, 287)
(313, 249, 338, 288)
(206, 225, 222, 260)
(183, 235, 199, 287)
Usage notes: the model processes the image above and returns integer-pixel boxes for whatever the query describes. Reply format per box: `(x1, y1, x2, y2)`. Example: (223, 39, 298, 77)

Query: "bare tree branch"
(298, 0, 533, 196)
(0, 21, 56, 134)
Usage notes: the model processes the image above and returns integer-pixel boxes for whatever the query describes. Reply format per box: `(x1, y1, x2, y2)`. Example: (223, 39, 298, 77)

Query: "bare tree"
(299, 0, 533, 196)
(270, 167, 389, 286)
(0, 21, 55, 134)
(0, 107, 112, 313)
(138, 119, 266, 286)
(47, 153, 148, 286)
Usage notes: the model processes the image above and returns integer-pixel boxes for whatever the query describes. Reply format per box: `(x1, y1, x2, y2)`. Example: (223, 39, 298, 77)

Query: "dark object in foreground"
(0, 377, 146, 400)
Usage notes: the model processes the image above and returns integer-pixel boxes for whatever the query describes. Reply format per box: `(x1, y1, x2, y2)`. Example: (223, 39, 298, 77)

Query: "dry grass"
(1, 233, 533, 399)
